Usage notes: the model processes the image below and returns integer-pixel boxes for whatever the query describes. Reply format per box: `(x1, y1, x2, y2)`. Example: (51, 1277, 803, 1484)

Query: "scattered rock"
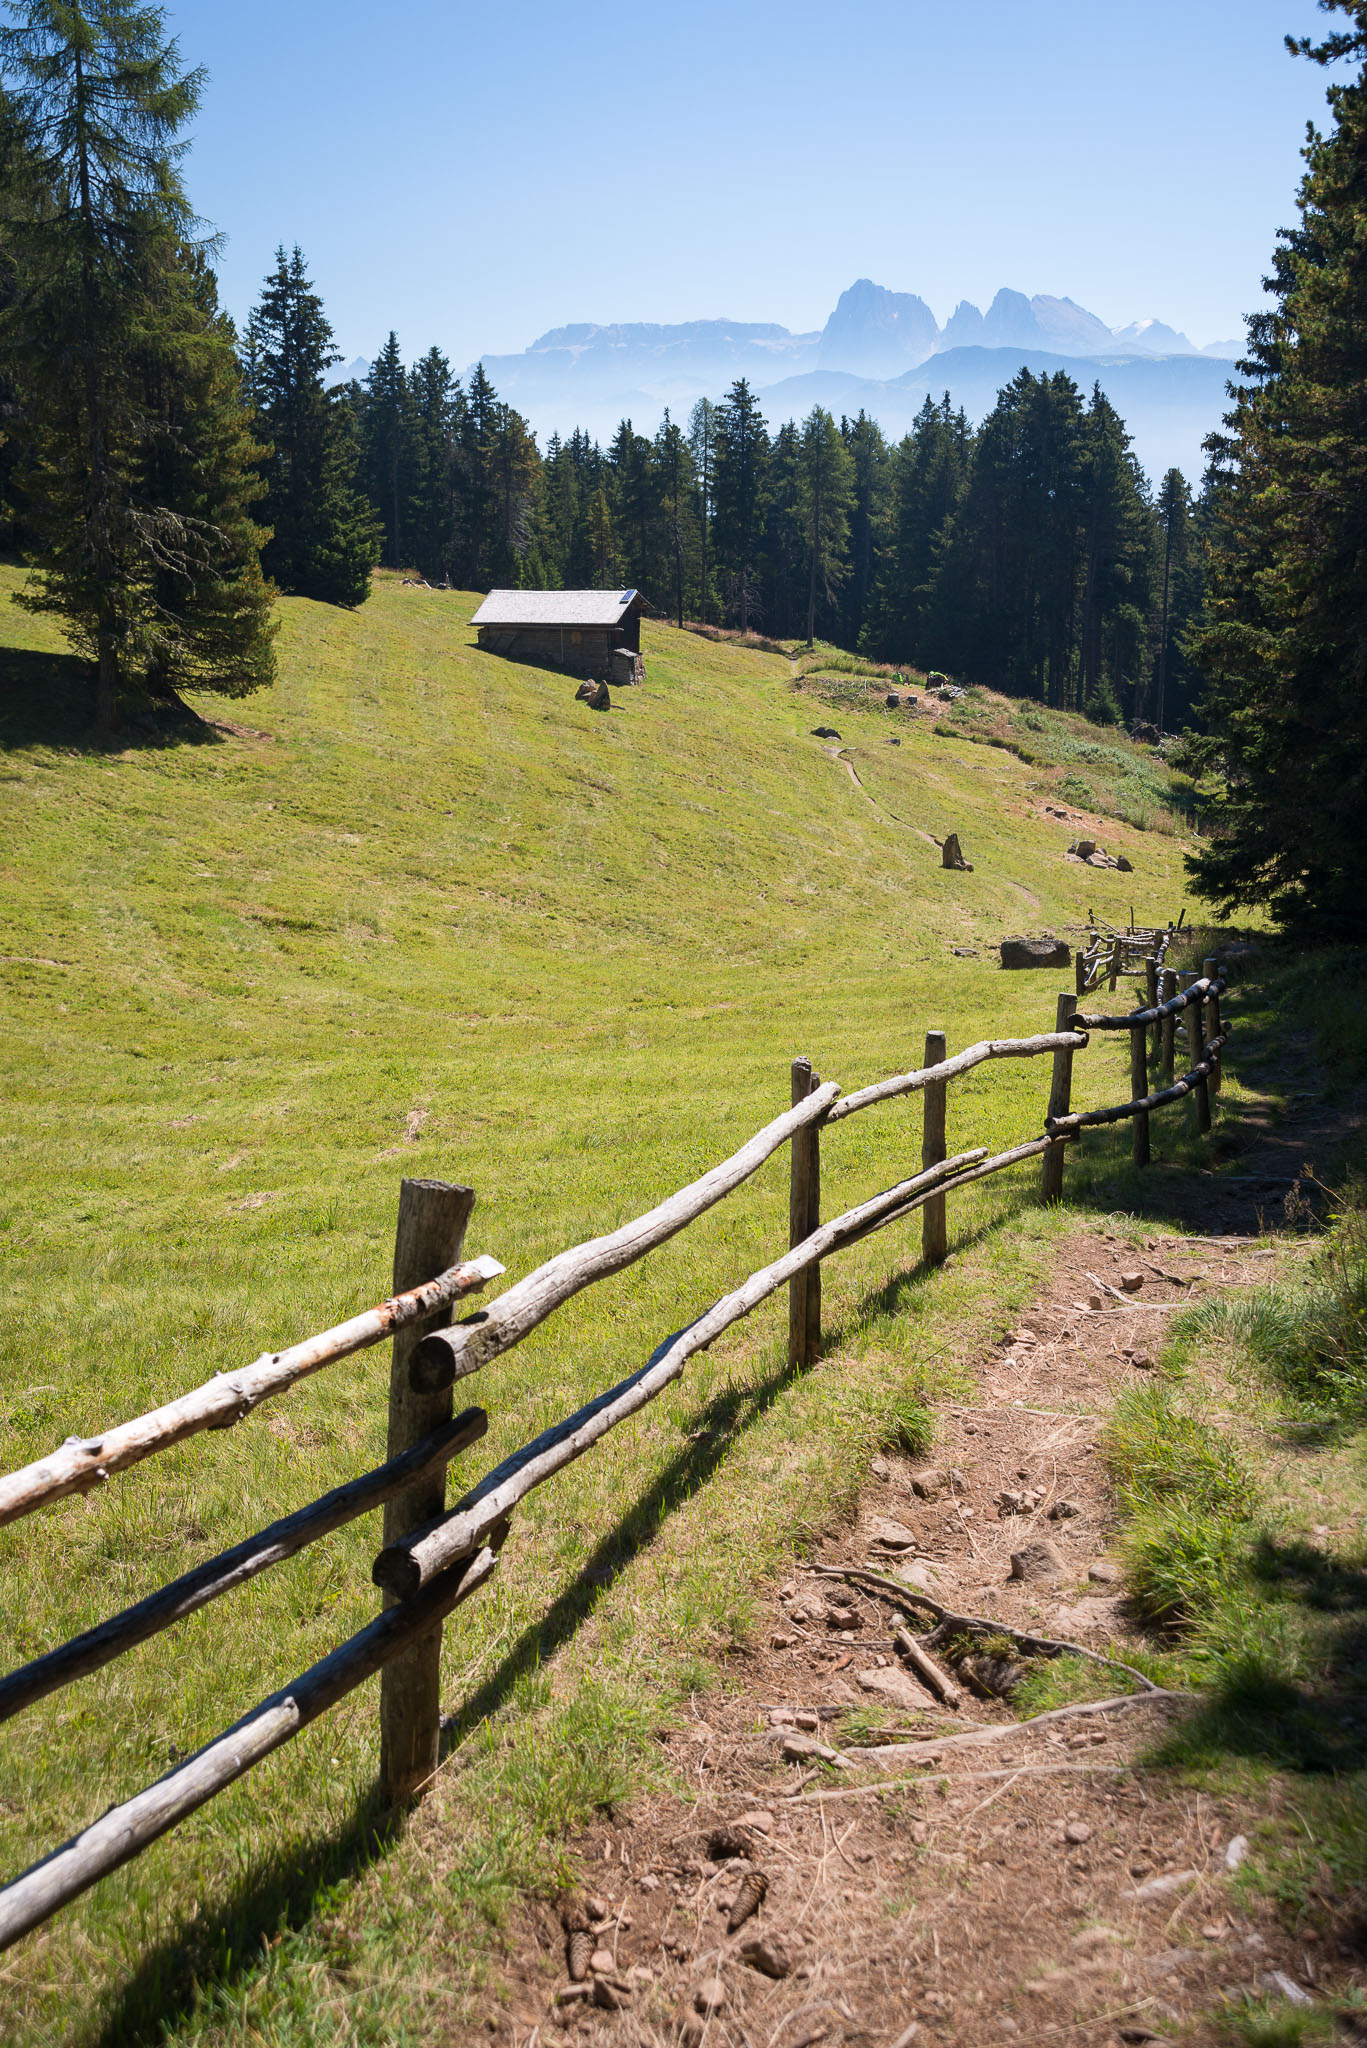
(1000, 934, 1071, 969)
(735, 1809, 774, 1836)
(1087, 1293, 1105, 1311)
(827, 1606, 862, 1631)
(869, 1515, 919, 1549)
(857, 1666, 929, 1710)
(1064, 1820, 1093, 1845)
(996, 1487, 1044, 1517)
(1128, 1869, 1199, 1900)
(1116, 855, 1134, 872)
(811, 726, 841, 740)
(1224, 1834, 1249, 1871)
(896, 1560, 941, 1593)
(1048, 1499, 1082, 1520)
(910, 1467, 946, 1498)
(951, 945, 979, 957)
(1262, 1970, 1313, 2007)
(693, 1977, 727, 2015)
(1072, 838, 1097, 859)
(589, 1948, 616, 1976)
(1130, 1352, 1155, 1370)
(574, 678, 611, 710)
(941, 831, 974, 871)
(771, 1629, 799, 1649)
(583, 1894, 609, 1922)
(1119, 1271, 1144, 1292)
(1009, 1540, 1066, 1581)
(870, 1455, 891, 1480)
(888, 737, 901, 746)
(740, 1935, 792, 1979)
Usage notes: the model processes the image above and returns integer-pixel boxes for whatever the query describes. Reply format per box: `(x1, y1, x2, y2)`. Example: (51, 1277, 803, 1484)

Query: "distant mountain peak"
(817, 279, 938, 375)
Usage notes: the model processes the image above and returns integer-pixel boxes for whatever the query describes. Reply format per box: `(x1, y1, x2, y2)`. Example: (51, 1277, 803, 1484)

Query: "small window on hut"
(570, 630, 581, 644)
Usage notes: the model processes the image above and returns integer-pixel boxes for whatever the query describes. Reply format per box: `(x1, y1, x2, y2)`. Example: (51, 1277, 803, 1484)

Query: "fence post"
(379, 1177, 475, 1805)
(1040, 993, 1078, 1204)
(1203, 956, 1222, 1103)
(1189, 976, 1211, 1134)
(1159, 967, 1177, 1078)
(1075, 947, 1087, 997)
(922, 1030, 948, 1265)
(1107, 934, 1123, 992)
(1144, 955, 1159, 1055)
(1130, 1018, 1150, 1167)
(788, 1058, 822, 1368)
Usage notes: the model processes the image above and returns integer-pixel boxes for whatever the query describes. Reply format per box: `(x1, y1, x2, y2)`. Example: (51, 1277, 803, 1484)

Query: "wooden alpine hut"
(469, 588, 652, 685)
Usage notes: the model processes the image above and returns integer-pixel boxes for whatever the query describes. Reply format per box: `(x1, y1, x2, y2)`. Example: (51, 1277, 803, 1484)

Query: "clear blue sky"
(166, 0, 1343, 367)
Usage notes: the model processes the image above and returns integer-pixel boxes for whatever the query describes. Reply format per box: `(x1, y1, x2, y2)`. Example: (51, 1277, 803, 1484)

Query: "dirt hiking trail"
(454, 1033, 1367, 2048)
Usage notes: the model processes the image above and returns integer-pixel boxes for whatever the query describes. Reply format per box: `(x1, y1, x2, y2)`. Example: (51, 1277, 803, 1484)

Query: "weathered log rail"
(0, 930, 1228, 1954)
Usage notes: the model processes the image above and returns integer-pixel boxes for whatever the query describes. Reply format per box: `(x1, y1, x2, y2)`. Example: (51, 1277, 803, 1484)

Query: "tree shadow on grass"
(0, 644, 224, 754)
(88, 1333, 821, 2046)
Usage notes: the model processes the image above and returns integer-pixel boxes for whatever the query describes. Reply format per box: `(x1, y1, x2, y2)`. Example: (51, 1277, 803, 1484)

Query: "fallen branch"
(808, 1564, 1163, 1693)
(788, 1761, 1140, 1805)
(893, 1626, 961, 1708)
(844, 1688, 1189, 1767)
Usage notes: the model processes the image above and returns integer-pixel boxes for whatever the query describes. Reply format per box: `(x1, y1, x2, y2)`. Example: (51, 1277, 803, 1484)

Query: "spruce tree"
(245, 247, 377, 606)
(1190, 2, 1367, 934)
(0, 0, 275, 724)
(712, 378, 768, 631)
(407, 346, 456, 582)
(360, 330, 418, 569)
(797, 406, 854, 648)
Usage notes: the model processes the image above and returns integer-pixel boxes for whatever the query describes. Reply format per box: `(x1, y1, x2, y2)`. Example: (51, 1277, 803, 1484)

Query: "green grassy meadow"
(0, 568, 1208, 2043)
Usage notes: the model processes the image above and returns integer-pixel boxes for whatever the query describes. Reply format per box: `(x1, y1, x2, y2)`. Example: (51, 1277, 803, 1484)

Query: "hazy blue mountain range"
(332, 280, 1245, 482)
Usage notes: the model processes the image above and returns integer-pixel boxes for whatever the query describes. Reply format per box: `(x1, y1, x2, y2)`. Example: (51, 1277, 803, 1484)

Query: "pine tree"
(1076, 386, 1151, 723)
(687, 397, 718, 624)
(245, 247, 378, 606)
(0, 0, 275, 724)
(797, 406, 854, 648)
(712, 378, 768, 631)
(863, 395, 969, 661)
(1189, 2, 1367, 934)
(360, 330, 419, 569)
(651, 407, 698, 626)
(838, 411, 890, 649)
(407, 346, 456, 582)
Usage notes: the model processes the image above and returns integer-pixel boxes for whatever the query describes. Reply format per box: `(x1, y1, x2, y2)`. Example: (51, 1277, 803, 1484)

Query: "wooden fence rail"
(0, 926, 1228, 1954)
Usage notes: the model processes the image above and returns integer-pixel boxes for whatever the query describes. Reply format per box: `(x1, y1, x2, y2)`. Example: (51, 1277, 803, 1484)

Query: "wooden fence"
(1074, 910, 1183, 996)
(0, 947, 1229, 1954)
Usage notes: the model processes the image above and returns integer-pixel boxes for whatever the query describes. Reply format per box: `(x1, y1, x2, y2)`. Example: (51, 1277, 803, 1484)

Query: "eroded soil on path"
(471, 1226, 1356, 2048)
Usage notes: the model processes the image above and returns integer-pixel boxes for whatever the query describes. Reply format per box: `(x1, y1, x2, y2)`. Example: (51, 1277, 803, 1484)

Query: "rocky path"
(479, 1226, 1330, 2048)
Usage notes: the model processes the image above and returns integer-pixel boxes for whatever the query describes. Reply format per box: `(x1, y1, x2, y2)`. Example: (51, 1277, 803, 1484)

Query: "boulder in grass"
(1000, 934, 1071, 969)
(941, 832, 974, 871)
(574, 678, 611, 709)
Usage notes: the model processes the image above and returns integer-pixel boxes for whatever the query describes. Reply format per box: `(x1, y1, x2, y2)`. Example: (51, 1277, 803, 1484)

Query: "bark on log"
(376, 1132, 1066, 1598)
(1046, 1033, 1228, 1133)
(0, 1256, 504, 1530)
(1040, 993, 1078, 1205)
(380, 1180, 475, 1806)
(920, 1030, 948, 1266)
(0, 1408, 487, 1728)
(0, 1545, 500, 1954)
(1159, 966, 1178, 1077)
(409, 1081, 842, 1394)
(1077, 975, 1221, 1031)
(825, 1032, 1086, 1126)
(1130, 1021, 1151, 1167)
(787, 1059, 822, 1369)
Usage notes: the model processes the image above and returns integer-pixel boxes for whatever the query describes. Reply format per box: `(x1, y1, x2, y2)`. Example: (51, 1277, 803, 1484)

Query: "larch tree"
(0, 0, 275, 726)
(1190, 0, 1367, 935)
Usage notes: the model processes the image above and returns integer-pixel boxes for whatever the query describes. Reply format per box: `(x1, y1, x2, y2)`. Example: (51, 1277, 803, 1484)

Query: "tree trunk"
(74, 50, 119, 737)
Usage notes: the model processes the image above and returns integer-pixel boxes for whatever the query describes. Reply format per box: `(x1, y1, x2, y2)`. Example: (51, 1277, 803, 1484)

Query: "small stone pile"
(1067, 837, 1133, 872)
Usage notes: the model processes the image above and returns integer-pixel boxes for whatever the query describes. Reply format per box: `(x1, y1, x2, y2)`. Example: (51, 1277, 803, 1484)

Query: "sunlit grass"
(0, 567, 1201, 2043)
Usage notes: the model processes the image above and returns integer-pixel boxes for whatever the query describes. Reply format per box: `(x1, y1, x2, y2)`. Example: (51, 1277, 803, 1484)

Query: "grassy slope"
(0, 570, 1201, 2043)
